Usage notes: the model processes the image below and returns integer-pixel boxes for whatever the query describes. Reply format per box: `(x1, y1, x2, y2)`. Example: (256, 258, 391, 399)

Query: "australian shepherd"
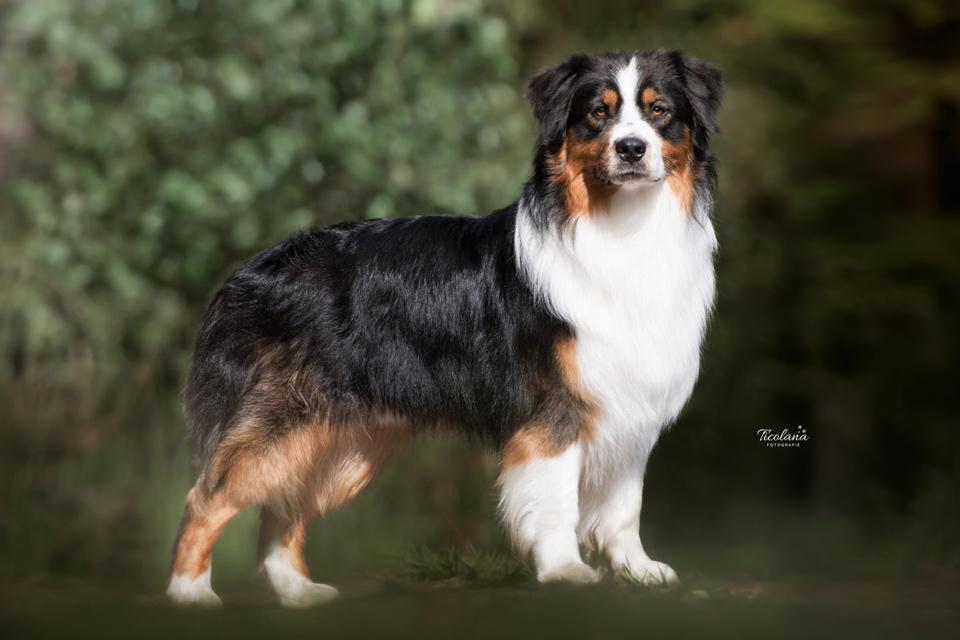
(167, 49, 723, 607)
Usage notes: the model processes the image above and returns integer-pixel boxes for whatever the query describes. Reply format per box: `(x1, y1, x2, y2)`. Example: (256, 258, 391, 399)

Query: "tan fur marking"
(642, 87, 660, 107)
(307, 420, 410, 514)
(169, 487, 243, 579)
(501, 422, 566, 468)
(550, 130, 617, 218)
(662, 124, 696, 213)
(602, 89, 618, 110)
(205, 414, 410, 518)
(204, 421, 333, 517)
(556, 336, 585, 397)
(557, 336, 597, 446)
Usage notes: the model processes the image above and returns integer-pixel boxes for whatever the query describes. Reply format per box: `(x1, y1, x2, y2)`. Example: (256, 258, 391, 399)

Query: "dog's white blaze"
(516, 176, 716, 580)
(614, 57, 643, 126)
(609, 57, 665, 180)
(167, 568, 222, 607)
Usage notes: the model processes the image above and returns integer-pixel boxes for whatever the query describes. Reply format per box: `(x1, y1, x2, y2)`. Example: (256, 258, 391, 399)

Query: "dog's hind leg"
(167, 484, 244, 607)
(167, 415, 333, 606)
(256, 418, 409, 608)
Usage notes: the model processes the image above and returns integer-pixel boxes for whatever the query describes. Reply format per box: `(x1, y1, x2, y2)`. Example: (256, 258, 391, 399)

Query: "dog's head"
(527, 50, 722, 211)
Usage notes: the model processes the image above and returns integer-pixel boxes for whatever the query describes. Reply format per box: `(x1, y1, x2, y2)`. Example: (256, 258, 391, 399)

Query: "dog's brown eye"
(593, 106, 608, 118)
(651, 105, 666, 116)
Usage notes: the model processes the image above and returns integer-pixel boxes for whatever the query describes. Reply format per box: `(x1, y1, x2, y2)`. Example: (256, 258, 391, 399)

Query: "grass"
(384, 543, 535, 586)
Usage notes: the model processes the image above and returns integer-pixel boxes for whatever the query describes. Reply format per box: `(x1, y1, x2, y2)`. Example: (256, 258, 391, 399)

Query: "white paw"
(167, 570, 223, 607)
(277, 582, 340, 609)
(538, 562, 601, 585)
(263, 547, 340, 608)
(619, 559, 679, 586)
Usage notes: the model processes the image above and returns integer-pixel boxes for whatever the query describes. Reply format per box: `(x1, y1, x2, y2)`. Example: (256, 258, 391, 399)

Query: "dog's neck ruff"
(515, 181, 717, 475)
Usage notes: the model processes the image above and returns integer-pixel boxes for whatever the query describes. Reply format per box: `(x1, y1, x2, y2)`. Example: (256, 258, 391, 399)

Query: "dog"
(167, 49, 723, 607)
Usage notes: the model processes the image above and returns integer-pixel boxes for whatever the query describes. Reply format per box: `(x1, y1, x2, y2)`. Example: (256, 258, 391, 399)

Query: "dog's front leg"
(498, 441, 599, 584)
(578, 456, 679, 586)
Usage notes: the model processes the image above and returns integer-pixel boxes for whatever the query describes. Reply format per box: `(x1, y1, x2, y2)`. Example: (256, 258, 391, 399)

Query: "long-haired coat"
(167, 49, 723, 607)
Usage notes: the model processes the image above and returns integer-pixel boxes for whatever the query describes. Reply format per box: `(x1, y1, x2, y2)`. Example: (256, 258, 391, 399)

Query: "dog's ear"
(526, 54, 590, 148)
(671, 52, 723, 144)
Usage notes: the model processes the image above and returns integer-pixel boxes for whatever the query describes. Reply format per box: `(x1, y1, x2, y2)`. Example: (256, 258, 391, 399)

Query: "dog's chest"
(520, 191, 717, 434)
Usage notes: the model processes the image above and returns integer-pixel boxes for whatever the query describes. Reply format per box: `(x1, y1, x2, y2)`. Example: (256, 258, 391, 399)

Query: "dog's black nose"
(615, 138, 646, 162)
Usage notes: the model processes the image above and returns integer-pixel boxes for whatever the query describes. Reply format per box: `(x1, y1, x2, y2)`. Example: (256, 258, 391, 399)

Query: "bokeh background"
(1, 0, 958, 613)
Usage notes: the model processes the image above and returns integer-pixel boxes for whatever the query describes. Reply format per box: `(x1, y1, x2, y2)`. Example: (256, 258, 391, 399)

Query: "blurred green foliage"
(0, 0, 531, 387)
(1, 0, 959, 595)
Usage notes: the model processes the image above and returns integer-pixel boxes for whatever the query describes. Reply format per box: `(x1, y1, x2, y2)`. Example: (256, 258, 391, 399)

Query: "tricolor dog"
(168, 49, 723, 607)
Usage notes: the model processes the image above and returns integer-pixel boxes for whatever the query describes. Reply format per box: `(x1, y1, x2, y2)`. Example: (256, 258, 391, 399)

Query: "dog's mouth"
(614, 170, 656, 181)
(592, 160, 665, 187)
(592, 154, 667, 186)
(606, 168, 663, 186)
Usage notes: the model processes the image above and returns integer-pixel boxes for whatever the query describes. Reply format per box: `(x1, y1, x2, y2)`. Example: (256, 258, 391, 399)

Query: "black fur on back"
(184, 205, 579, 462)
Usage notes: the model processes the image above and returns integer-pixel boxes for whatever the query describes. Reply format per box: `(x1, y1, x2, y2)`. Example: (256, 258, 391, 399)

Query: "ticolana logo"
(757, 425, 808, 448)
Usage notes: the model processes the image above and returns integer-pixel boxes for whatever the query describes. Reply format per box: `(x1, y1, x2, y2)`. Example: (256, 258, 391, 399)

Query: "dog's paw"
(538, 562, 601, 585)
(277, 581, 340, 608)
(618, 559, 679, 586)
(167, 571, 223, 608)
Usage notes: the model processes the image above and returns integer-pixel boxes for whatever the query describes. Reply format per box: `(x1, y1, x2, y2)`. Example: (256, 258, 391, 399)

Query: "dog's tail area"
(183, 286, 251, 465)
(183, 277, 326, 468)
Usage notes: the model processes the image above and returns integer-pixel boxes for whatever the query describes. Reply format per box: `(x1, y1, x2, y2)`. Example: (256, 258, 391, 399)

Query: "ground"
(2, 574, 958, 640)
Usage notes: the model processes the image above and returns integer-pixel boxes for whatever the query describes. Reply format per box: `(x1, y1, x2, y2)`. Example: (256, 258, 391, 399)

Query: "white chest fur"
(516, 184, 717, 471)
